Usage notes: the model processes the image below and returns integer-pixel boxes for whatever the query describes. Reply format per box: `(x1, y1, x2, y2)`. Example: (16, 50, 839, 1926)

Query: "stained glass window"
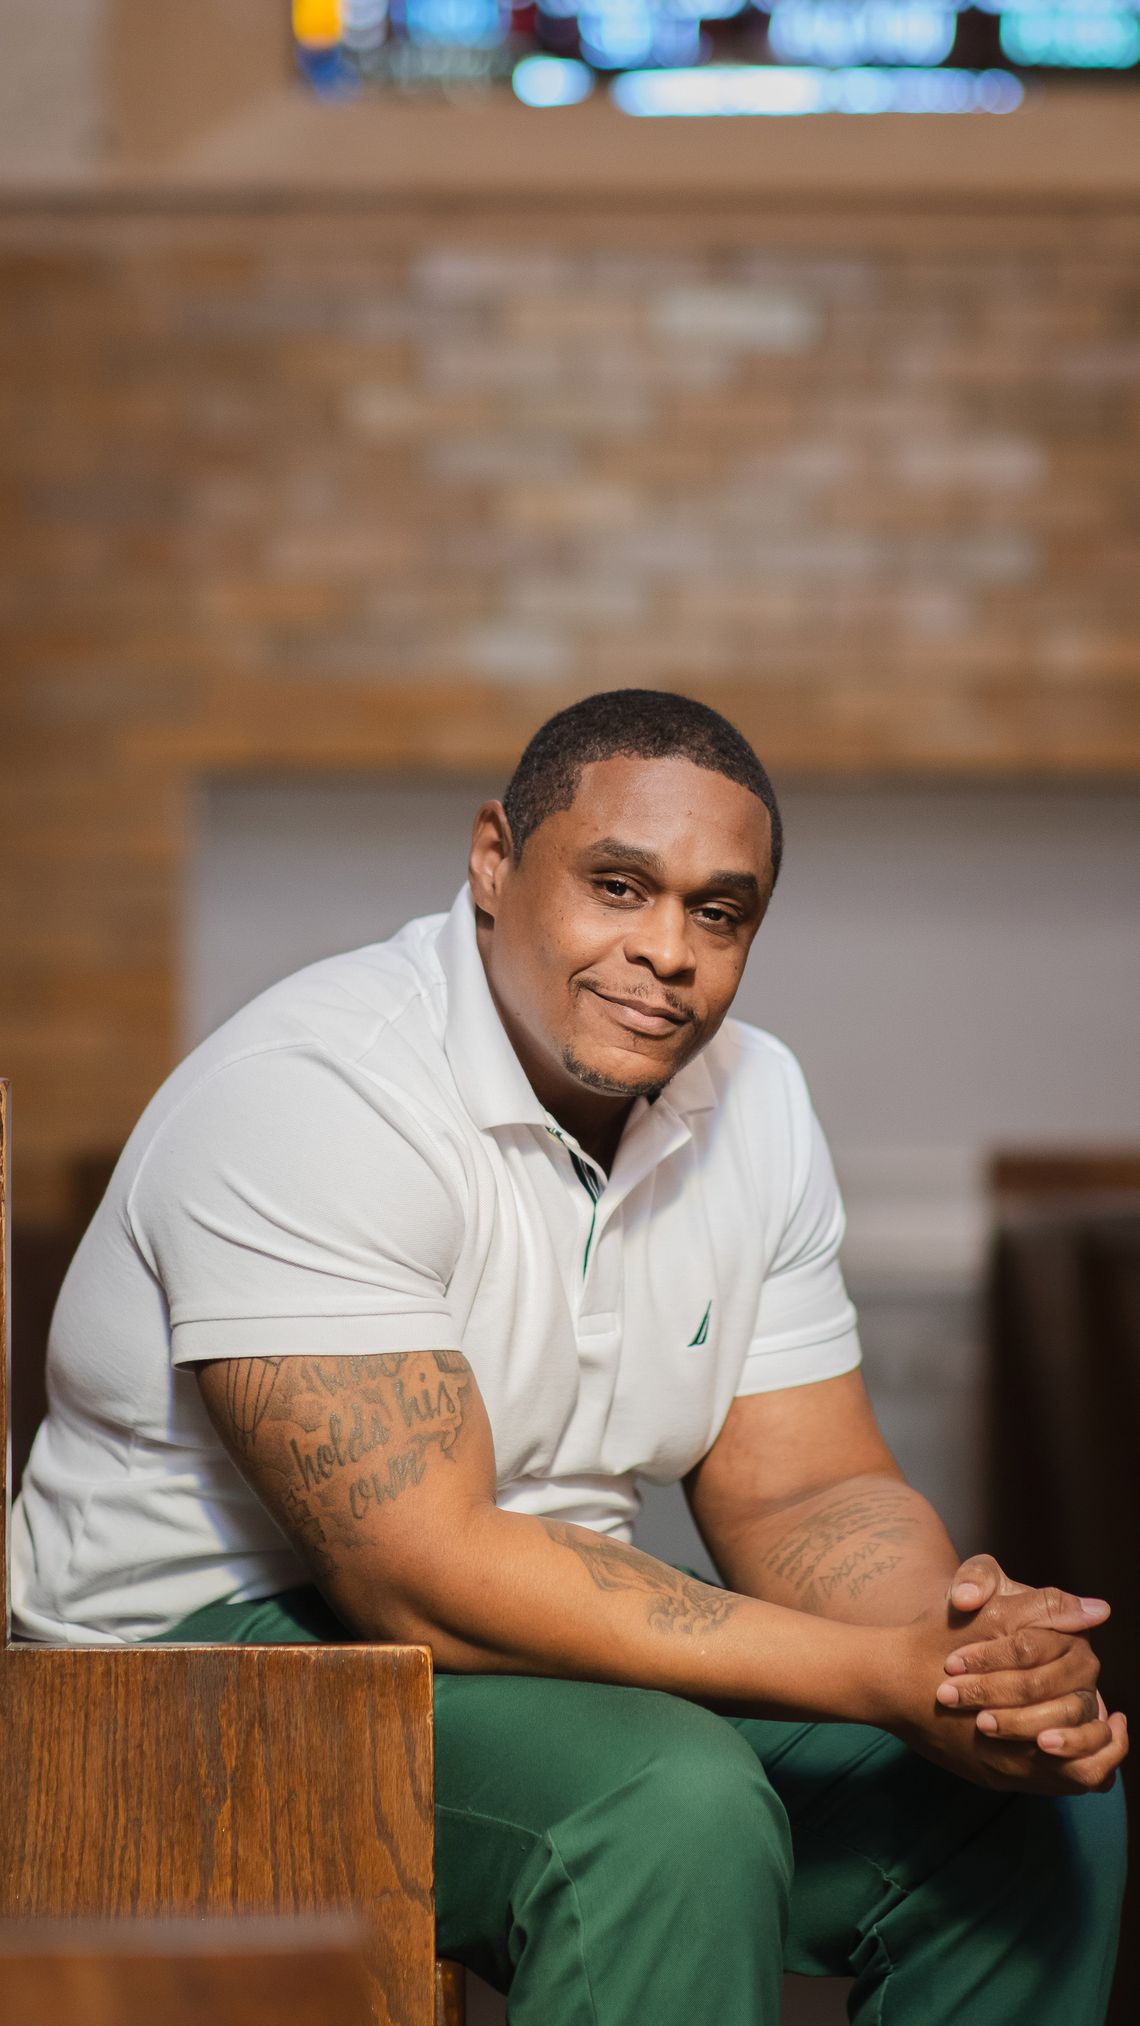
(291, 2, 1140, 110)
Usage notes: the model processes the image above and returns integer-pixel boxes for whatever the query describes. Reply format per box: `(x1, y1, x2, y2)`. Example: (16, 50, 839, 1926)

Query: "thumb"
(949, 1553, 1005, 1614)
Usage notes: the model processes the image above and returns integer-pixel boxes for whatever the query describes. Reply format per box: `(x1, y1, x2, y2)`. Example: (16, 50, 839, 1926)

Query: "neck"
(565, 1102, 631, 1174)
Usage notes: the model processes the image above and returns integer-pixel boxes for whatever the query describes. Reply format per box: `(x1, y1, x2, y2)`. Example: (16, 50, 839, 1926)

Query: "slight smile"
(585, 987, 693, 1038)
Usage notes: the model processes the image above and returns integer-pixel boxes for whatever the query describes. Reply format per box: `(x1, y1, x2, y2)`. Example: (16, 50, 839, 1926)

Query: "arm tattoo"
(758, 1488, 918, 1613)
(208, 1351, 472, 1561)
(544, 1521, 739, 1637)
(224, 1356, 285, 1456)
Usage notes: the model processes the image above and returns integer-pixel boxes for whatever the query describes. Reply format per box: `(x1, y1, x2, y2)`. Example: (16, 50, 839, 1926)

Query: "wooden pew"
(0, 1913, 376, 2026)
(0, 1079, 466, 2026)
(986, 1148, 1140, 2026)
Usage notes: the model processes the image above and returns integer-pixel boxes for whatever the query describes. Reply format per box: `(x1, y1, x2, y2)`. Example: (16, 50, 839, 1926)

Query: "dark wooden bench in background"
(986, 1148, 1140, 2026)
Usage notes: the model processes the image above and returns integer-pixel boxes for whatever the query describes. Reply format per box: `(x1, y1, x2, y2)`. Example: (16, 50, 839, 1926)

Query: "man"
(13, 690, 1127, 2024)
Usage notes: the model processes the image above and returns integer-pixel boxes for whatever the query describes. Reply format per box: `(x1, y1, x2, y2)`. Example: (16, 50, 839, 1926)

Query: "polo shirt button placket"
(545, 1121, 621, 1355)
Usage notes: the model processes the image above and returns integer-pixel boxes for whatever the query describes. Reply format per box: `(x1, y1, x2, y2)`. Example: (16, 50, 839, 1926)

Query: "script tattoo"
(759, 1488, 917, 1613)
(208, 1350, 472, 1568)
(543, 1520, 739, 1637)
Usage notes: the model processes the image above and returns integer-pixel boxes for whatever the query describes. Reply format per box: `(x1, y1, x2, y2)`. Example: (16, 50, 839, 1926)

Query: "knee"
(609, 1698, 792, 1885)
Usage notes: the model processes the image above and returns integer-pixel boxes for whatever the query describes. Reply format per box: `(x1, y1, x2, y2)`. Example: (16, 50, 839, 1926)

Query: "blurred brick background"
(2, 201, 1139, 1212)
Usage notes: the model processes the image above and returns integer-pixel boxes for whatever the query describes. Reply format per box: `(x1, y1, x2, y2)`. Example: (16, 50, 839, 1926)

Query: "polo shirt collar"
(439, 887, 549, 1131)
(656, 1040, 717, 1120)
(437, 884, 718, 1135)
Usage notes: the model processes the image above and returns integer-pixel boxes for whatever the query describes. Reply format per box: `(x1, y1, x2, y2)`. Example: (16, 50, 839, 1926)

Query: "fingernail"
(1079, 1597, 1109, 1615)
(1038, 1730, 1065, 1750)
(944, 1654, 967, 1675)
(955, 1584, 983, 1607)
(936, 1683, 960, 1706)
(976, 1711, 998, 1734)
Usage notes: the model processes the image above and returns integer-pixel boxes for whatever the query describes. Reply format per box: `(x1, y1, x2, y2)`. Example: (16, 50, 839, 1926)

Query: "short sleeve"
(735, 1051, 861, 1397)
(128, 1045, 465, 1366)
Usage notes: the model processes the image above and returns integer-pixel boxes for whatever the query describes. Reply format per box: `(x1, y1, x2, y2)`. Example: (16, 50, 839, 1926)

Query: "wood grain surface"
(0, 1643, 436, 2026)
(0, 1914, 375, 2026)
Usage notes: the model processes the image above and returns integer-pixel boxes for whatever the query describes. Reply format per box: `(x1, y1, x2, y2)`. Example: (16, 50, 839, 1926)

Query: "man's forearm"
(374, 1503, 903, 1727)
(704, 1472, 961, 1626)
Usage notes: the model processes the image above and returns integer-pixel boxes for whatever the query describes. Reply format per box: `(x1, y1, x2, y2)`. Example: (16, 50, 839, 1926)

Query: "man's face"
(470, 753, 773, 1124)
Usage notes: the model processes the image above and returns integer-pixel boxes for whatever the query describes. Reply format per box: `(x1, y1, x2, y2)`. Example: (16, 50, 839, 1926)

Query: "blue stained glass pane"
(999, 7, 1140, 69)
(579, 1, 657, 67)
(405, 0, 506, 42)
(664, 0, 747, 15)
(513, 52, 596, 98)
(653, 13, 704, 60)
(769, 3, 958, 68)
(610, 60, 1023, 112)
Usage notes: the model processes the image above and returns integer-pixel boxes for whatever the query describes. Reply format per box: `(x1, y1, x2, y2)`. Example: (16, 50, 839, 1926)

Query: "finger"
(938, 1646, 1097, 1710)
(973, 1687, 1103, 1743)
(1050, 1711, 1129, 1793)
(985, 1585, 1109, 1636)
(1034, 1719, 1115, 1760)
(979, 1711, 1129, 1796)
(943, 1626, 1071, 1678)
(949, 1553, 1003, 1613)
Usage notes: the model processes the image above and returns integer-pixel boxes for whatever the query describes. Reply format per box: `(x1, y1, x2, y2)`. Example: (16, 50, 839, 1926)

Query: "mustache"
(579, 980, 696, 1024)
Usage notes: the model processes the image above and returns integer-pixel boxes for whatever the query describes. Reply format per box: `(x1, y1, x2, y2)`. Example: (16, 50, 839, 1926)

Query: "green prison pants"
(153, 1584, 1126, 2025)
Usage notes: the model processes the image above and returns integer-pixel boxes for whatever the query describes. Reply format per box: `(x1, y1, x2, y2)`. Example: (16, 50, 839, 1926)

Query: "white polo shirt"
(12, 888, 860, 1645)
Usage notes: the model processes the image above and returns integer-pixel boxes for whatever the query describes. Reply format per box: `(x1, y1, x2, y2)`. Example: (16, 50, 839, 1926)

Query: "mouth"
(584, 986, 693, 1039)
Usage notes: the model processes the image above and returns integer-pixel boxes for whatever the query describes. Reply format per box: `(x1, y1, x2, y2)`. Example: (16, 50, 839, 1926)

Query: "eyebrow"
(585, 837, 762, 907)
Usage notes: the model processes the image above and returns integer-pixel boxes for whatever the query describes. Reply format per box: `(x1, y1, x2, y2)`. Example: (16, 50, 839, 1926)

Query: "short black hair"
(502, 688, 783, 885)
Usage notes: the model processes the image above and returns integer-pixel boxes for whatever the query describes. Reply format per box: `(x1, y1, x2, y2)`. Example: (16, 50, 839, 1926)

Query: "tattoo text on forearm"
(543, 1520, 739, 1637)
(758, 1486, 919, 1613)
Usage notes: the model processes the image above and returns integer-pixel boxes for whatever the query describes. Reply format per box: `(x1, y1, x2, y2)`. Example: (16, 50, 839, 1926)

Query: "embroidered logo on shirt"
(687, 1300, 712, 1348)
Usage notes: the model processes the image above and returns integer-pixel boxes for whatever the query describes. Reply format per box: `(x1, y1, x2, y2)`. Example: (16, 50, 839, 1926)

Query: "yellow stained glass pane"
(293, 0, 343, 47)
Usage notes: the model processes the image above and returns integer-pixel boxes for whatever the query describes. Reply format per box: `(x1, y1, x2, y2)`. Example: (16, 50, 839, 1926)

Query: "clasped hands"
(903, 1553, 1128, 1795)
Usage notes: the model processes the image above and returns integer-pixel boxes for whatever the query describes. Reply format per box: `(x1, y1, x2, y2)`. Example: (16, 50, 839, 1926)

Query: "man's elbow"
(316, 1509, 508, 1668)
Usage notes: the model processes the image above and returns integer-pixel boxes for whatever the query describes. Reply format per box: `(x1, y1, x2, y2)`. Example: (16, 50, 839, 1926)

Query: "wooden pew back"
(0, 1079, 442, 2026)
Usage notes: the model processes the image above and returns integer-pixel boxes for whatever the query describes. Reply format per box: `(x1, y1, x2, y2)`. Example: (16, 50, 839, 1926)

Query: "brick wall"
(2, 201, 1139, 1211)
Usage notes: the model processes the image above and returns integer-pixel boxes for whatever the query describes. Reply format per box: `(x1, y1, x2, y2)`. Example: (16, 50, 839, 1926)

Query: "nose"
(622, 896, 695, 979)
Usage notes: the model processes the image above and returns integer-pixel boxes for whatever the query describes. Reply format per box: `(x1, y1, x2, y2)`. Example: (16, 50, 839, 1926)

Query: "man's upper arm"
(735, 1048, 861, 1399)
(685, 1370, 904, 1584)
(133, 1047, 496, 1637)
(197, 1349, 497, 1638)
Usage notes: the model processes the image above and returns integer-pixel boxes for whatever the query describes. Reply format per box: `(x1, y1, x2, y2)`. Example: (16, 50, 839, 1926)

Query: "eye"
(695, 904, 738, 930)
(595, 876, 639, 902)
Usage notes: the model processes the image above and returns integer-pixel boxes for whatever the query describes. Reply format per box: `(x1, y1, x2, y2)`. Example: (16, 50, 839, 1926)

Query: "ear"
(468, 801, 515, 921)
